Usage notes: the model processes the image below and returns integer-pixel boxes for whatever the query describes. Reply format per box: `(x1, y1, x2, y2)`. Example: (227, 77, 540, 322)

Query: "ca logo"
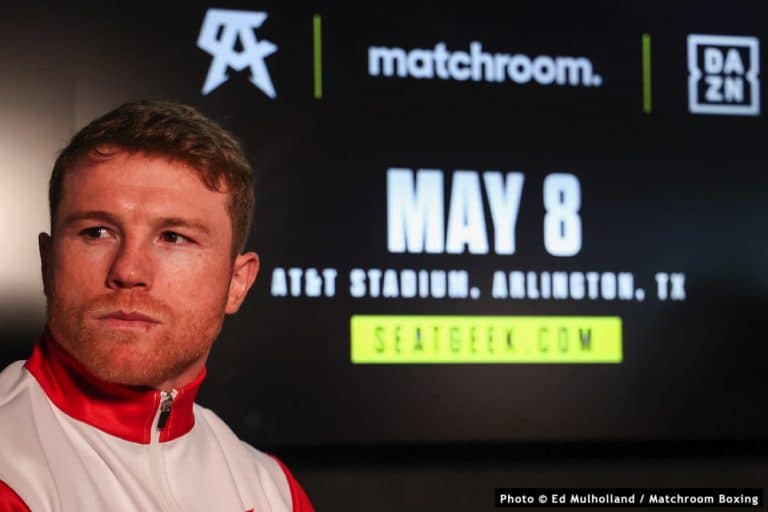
(197, 9, 278, 98)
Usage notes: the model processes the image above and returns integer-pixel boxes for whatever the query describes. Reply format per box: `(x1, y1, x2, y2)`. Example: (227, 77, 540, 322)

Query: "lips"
(100, 310, 160, 323)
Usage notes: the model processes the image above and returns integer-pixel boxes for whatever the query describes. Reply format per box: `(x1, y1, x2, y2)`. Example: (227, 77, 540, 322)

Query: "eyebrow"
(60, 210, 212, 235)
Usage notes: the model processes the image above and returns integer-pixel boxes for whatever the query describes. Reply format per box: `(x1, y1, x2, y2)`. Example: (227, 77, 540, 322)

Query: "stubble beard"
(46, 290, 225, 389)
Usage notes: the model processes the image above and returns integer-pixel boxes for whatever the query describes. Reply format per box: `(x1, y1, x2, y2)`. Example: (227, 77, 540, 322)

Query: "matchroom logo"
(687, 34, 760, 116)
(368, 42, 603, 88)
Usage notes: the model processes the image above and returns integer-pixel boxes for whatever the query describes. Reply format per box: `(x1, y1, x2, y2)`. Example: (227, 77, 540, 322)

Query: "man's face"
(40, 151, 258, 389)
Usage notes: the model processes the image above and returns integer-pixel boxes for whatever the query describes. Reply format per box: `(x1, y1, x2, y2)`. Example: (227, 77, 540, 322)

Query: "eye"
(80, 226, 111, 239)
(160, 231, 191, 244)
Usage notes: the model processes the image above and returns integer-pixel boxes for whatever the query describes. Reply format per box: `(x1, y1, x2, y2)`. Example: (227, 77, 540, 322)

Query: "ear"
(38, 232, 52, 297)
(225, 251, 260, 314)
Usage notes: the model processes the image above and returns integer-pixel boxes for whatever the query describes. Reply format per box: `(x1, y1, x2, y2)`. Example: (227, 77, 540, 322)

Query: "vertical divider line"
(313, 15, 322, 99)
(642, 33, 652, 114)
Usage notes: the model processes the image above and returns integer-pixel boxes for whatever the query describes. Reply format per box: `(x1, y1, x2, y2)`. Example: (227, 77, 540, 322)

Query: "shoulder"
(0, 361, 29, 405)
(0, 361, 56, 511)
(194, 404, 315, 512)
(0, 360, 37, 442)
(0, 360, 38, 436)
(0, 480, 31, 512)
(264, 453, 316, 512)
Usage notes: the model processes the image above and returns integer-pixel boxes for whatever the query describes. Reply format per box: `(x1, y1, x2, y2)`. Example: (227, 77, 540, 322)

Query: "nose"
(106, 237, 152, 290)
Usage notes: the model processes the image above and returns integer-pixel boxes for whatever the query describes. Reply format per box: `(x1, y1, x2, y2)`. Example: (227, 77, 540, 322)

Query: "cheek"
(50, 244, 110, 295)
(159, 253, 232, 308)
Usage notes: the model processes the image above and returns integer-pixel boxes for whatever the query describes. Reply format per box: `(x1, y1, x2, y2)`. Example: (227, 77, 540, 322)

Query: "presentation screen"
(14, 1, 768, 445)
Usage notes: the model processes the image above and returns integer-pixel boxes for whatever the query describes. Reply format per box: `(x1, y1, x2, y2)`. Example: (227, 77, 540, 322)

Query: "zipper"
(157, 390, 176, 430)
(149, 389, 180, 511)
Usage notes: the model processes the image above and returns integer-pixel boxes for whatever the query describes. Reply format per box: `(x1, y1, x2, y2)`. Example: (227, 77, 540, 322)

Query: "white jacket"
(0, 333, 314, 512)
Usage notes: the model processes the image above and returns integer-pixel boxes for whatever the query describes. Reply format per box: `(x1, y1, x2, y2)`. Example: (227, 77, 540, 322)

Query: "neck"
(154, 347, 211, 391)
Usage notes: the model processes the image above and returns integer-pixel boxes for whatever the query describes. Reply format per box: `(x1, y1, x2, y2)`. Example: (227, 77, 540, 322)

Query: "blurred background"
(1, 1, 766, 510)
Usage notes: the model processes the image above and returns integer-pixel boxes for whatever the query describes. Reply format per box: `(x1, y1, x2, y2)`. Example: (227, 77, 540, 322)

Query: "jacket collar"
(24, 330, 205, 444)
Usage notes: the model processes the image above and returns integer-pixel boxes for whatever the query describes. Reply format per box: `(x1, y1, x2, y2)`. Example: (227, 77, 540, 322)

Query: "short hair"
(49, 100, 255, 257)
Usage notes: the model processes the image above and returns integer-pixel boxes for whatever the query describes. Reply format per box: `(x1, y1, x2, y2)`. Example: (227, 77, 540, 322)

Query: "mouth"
(98, 310, 161, 329)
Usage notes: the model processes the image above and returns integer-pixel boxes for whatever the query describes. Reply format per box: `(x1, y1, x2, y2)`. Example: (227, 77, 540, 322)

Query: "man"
(0, 100, 315, 511)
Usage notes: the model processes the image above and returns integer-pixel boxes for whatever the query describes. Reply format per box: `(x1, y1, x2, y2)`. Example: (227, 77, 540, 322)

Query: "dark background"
(1, 1, 766, 509)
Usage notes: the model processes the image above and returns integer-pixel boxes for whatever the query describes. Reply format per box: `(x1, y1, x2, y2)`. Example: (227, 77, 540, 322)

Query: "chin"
(86, 352, 166, 387)
(66, 330, 169, 387)
(49, 312, 213, 388)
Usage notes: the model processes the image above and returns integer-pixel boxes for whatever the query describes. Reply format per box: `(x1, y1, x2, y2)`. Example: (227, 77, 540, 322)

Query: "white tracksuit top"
(0, 333, 314, 512)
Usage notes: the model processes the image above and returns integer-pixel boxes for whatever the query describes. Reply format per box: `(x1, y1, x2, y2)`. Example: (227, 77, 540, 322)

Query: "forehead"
(57, 152, 231, 231)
